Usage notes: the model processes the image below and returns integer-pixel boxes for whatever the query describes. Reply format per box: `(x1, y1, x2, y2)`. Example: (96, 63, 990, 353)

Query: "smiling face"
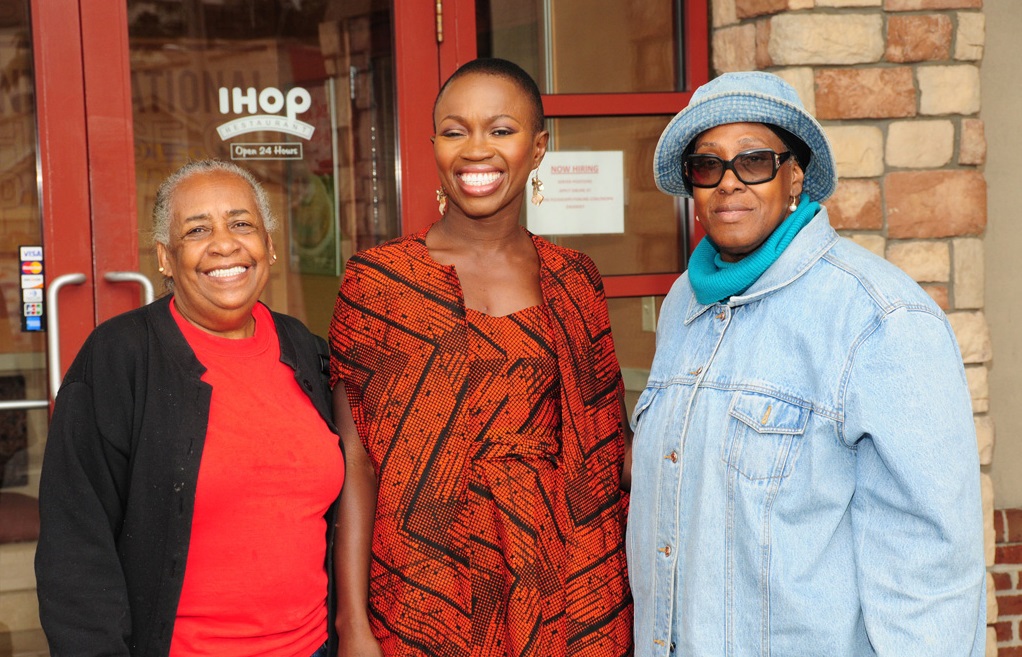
(432, 72, 548, 222)
(691, 122, 804, 262)
(156, 171, 275, 338)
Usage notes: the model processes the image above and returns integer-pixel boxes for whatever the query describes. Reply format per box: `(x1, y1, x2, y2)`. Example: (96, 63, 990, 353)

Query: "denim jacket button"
(665, 450, 678, 463)
(658, 544, 672, 557)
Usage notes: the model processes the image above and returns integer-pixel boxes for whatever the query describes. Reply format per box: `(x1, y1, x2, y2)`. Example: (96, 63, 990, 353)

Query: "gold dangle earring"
(788, 195, 798, 212)
(531, 173, 545, 206)
(436, 187, 448, 216)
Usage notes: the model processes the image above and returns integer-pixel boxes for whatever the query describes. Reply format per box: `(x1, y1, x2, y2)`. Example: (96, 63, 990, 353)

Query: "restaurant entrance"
(0, 1, 705, 652)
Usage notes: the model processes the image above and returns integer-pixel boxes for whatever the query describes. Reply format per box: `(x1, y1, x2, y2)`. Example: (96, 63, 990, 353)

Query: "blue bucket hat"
(654, 71, 837, 202)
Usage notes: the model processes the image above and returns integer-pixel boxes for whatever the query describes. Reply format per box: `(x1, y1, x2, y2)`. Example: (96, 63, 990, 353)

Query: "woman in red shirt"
(36, 160, 344, 657)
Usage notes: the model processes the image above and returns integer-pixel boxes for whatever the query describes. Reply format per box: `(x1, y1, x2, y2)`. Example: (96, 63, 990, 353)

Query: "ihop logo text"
(216, 86, 314, 140)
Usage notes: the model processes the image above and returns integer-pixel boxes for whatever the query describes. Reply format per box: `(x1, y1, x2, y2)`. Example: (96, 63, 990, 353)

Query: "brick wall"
(710, 0, 994, 653)
(994, 510, 1022, 656)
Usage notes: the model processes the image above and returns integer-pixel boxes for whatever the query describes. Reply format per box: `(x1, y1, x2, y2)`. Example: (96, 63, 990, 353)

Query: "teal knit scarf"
(688, 193, 819, 305)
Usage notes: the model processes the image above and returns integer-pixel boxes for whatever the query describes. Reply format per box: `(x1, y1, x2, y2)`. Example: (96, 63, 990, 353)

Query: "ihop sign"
(216, 86, 314, 140)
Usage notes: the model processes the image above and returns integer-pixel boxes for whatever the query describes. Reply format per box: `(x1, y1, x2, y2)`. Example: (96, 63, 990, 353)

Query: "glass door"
(1, 1, 430, 653)
(0, 3, 50, 653)
(124, 0, 406, 337)
(0, 1, 131, 653)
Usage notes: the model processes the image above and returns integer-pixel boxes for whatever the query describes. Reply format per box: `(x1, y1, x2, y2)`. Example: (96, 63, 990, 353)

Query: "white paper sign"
(526, 150, 624, 236)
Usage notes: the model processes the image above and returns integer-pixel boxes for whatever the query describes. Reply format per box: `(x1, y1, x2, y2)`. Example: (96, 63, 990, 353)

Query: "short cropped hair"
(433, 57, 545, 133)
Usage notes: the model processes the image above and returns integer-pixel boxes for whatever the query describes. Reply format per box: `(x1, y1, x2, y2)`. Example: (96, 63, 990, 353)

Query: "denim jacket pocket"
(630, 385, 660, 432)
(721, 391, 809, 480)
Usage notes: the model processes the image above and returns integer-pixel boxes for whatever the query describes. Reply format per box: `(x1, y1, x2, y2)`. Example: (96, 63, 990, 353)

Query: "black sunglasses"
(683, 149, 793, 188)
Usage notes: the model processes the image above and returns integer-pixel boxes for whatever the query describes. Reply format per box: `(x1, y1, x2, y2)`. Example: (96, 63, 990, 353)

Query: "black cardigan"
(35, 295, 341, 657)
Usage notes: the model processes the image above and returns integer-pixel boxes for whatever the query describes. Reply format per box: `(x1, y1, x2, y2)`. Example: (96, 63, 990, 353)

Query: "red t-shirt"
(169, 301, 344, 657)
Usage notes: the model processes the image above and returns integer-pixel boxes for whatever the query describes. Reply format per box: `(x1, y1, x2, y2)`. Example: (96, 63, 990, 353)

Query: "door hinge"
(435, 0, 444, 43)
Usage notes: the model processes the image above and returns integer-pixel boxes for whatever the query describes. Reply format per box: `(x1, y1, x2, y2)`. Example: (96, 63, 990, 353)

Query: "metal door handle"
(0, 399, 50, 411)
(46, 273, 87, 401)
(104, 271, 155, 306)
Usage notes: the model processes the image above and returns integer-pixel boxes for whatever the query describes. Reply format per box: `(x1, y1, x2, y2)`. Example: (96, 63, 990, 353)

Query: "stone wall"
(710, 0, 994, 653)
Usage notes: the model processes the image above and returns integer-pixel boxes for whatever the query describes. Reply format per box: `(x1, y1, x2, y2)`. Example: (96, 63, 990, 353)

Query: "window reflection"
(128, 0, 334, 40)
(477, 0, 683, 94)
(127, 0, 398, 337)
(534, 115, 686, 276)
(0, 3, 51, 654)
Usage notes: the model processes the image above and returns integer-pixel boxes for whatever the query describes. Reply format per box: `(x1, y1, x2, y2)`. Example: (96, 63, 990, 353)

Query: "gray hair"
(151, 159, 278, 246)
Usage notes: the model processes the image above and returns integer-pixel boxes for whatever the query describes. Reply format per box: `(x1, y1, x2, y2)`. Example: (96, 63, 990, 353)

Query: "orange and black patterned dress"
(330, 228, 632, 657)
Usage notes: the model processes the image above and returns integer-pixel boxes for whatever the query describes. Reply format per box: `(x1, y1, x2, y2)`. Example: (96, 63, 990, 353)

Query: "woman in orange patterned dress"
(329, 58, 633, 657)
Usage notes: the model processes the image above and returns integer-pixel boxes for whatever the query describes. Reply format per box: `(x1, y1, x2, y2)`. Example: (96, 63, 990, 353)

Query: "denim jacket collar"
(684, 206, 839, 325)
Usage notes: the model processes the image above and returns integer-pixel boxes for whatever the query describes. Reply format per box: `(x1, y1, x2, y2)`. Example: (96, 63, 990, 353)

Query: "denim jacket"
(627, 208, 986, 657)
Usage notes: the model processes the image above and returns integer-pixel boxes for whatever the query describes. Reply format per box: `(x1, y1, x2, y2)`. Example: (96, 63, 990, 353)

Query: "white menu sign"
(526, 150, 625, 236)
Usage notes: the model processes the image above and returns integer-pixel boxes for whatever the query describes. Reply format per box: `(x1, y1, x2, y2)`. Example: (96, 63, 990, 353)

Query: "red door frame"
(413, 0, 711, 298)
(31, 0, 92, 380)
(30, 0, 140, 386)
(393, 3, 445, 231)
(79, 2, 141, 321)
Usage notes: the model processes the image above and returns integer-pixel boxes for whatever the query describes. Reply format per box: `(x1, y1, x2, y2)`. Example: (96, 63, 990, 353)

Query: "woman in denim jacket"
(627, 71, 986, 657)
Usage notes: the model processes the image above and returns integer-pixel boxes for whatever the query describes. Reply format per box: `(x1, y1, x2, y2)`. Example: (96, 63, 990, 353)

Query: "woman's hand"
(336, 621, 383, 657)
